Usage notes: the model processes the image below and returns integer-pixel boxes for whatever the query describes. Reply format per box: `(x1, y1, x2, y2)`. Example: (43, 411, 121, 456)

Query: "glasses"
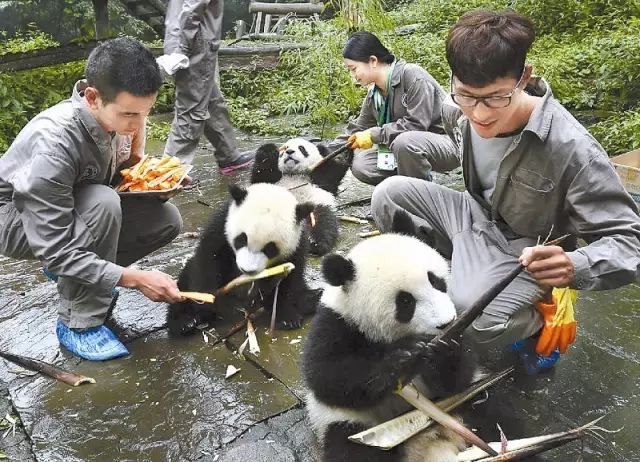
(450, 70, 525, 109)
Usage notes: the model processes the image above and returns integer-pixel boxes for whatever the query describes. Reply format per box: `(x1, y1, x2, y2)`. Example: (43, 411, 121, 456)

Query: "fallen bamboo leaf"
(398, 383, 498, 457)
(210, 308, 265, 347)
(289, 338, 302, 345)
(0, 350, 95, 387)
(458, 415, 608, 461)
(225, 365, 241, 379)
(350, 367, 514, 449)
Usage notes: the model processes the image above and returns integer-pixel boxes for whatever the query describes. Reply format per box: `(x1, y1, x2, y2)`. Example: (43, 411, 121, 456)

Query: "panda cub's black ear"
(229, 184, 247, 204)
(295, 202, 315, 222)
(391, 209, 417, 236)
(322, 254, 355, 286)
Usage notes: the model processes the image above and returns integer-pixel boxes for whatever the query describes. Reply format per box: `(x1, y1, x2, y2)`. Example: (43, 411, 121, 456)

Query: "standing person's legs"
(390, 131, 459, 180)
(371, 177, 543, 351)
(117, 197, 182, 267)
(164, 39, 216, 165)
(202, 54, 245, 167)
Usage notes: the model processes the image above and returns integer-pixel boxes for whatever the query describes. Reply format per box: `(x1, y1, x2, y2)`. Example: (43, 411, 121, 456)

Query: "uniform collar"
(72, 80, 114, 150)
(520, 76, 554, 142)
(389, 59, 406, 87)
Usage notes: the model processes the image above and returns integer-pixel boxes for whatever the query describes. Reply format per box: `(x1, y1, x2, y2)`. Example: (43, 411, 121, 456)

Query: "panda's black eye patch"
(428, 272, 447, 293)
(262, 242, 279, 259)
(395, 291, 416, 323)
(233, 233, 247, 250)
(299, 145, 309, 157)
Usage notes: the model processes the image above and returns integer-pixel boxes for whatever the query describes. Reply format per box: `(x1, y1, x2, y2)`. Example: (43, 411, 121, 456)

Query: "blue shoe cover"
(56, 320, 129, 361)
(512, 338, 560, 375)
(42, 267, 58, 282)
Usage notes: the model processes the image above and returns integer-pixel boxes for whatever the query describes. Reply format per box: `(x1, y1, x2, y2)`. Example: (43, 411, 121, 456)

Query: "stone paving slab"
(9, 330, 298, 461)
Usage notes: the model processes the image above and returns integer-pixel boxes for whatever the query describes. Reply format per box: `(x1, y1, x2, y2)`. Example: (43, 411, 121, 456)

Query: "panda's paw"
(167, 302, 213, 337)
(390, 336, 435, 366)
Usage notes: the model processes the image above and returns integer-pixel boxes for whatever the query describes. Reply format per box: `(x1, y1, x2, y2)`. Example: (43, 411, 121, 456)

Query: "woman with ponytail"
(330, 32, 459, 185)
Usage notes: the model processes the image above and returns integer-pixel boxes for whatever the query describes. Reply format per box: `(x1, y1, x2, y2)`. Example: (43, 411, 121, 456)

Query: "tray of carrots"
(115, 155, 192, 196)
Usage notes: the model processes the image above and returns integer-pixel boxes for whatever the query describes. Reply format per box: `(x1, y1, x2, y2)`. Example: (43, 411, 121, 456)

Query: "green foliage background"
(1, 0, 639, 155)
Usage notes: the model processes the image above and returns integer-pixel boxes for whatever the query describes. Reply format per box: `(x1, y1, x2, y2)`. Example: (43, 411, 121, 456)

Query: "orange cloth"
(535, 287, 577, 356)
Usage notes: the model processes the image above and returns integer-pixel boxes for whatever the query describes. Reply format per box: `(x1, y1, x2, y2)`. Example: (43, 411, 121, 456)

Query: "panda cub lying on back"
(167, 183, 318, 336)
(251, 138, 351, 255)
(303, 211, 474, 462)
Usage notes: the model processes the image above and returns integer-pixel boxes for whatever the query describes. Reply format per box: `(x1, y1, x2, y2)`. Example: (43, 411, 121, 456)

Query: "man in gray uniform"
(0, 38, 185, 361)
(371, 10, 640, 371)
(161, 0, 253, 173)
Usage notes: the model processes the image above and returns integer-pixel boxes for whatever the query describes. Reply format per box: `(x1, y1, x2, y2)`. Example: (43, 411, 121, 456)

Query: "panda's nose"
(286, 149, 295, 155)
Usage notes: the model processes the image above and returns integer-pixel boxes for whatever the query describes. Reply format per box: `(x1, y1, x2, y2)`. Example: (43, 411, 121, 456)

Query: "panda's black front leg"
(259, 270, 307, 330)
(308, 205, 339, 256)
(364, 334, 435, 399)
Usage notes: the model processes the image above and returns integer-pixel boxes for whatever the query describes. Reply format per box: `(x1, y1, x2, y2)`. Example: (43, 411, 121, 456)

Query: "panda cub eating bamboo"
(167, 183, 318, 336)
(303, 211, 475, 462)
(251, 138, 351, 255)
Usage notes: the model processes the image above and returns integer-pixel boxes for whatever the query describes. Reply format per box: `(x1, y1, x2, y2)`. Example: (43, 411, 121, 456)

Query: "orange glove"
(535, 287, 577, 356)
(347, 130, 373, 149)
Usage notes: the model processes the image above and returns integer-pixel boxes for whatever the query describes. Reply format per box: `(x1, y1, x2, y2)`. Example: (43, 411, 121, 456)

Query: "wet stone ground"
(0, 133, 639, 461)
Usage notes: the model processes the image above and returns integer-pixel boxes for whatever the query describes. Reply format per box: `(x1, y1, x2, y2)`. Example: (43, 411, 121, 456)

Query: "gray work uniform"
(329, 60, 459, 185)
(0, 81, 183, 329)
(163, 0, 240, 166)
(371, 77, 640, 350)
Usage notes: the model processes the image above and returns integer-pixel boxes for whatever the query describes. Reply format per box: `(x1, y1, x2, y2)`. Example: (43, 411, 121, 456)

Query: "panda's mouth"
(282, 155, 299, 165)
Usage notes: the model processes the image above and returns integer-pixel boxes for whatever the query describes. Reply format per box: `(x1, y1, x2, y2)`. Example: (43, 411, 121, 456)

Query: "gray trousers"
(371, 177, 544, 350)
(164, 43, 239, 166)
(351, 130, 459, 186)
(0, 185, 182, 328)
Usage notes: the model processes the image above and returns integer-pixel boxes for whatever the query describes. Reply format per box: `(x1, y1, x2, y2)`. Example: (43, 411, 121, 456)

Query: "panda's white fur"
(167, 183, 318, 336)
(225, 183, 304, 273)
(251, 138, 349, 255)
(321, 234, 456, 344)
(276, 138, 337, 208)
(303, 227, 469, 462)
(278, 137, 324, 174)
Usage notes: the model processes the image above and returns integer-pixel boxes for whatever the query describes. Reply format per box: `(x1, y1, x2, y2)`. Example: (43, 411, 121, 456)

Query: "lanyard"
(373, 61, 396, 127)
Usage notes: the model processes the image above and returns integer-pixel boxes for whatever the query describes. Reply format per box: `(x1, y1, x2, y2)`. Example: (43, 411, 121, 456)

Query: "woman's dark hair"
(446, 9, 535, 86)
(86, 37, 163, 104)
(342, 32, 395, 64)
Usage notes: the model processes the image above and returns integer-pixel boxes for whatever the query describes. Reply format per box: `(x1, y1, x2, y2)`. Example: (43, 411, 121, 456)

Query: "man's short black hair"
(85, 37, 163, 103)
(446, 9, 535, 86)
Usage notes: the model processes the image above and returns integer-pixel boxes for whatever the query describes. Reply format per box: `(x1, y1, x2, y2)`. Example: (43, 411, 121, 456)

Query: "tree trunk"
(92, 0, 110, 39)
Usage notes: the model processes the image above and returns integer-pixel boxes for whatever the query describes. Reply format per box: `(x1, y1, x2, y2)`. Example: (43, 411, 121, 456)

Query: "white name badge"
(377, 147, 397, 171)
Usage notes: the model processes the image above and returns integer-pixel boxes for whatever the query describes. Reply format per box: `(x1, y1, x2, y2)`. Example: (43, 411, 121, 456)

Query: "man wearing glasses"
(370, 10, 640, 371)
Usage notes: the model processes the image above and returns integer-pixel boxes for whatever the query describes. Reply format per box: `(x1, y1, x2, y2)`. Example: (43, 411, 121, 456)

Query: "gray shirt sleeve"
(566, 154, 640, 290)
(11, 151, 123, 290)
(369, 77, 438, 146)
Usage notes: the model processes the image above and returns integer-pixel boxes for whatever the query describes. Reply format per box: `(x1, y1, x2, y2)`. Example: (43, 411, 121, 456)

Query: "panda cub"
(167, 183, 318, 336)
(302, 211, 473, 462)
(251, 138, 351, 255)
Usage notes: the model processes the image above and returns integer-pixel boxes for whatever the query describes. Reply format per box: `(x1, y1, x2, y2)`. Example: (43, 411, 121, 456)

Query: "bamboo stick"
(0, 351, 95, 387)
